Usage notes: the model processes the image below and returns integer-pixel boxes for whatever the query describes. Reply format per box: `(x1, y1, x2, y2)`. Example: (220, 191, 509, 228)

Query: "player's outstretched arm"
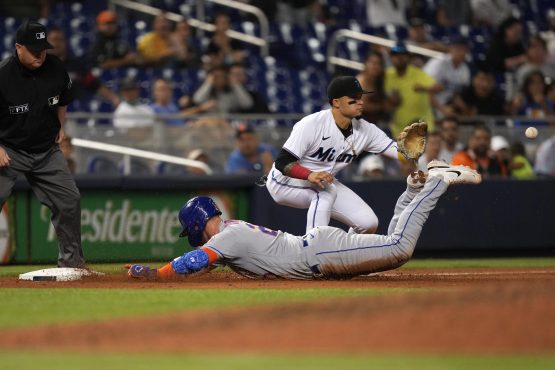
(126, 247, 220, 279)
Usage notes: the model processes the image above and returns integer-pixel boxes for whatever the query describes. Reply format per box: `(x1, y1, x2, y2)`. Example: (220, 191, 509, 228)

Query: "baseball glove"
(397, 120, 428, 160)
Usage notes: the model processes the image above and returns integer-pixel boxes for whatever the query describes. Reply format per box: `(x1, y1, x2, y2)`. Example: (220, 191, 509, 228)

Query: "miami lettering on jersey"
(309, 147, 357, 164)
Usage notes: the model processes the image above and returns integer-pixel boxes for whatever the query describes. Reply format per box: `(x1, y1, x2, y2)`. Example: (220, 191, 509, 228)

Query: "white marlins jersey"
(280, 109, 395, 175)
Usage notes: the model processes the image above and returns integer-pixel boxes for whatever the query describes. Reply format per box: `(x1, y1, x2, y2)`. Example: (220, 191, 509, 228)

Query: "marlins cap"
(16, 20, 54, 52)
(327, 76, 371, 100)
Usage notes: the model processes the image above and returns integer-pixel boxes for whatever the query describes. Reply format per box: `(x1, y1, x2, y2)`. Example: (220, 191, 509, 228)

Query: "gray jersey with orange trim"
(203, 220, 313, 279)
(203, 177, 448, 280)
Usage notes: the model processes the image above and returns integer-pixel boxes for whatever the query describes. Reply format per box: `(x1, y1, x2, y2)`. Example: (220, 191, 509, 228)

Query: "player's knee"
(354, 214, 379, 234)
(389, 237, 415, 266)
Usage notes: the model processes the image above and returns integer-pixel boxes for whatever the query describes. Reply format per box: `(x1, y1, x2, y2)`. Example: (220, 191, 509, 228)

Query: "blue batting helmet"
(178, 196, 222, 247)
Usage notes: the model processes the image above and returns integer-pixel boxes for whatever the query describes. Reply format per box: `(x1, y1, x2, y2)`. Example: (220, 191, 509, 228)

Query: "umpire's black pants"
(0, 144, 85, 268)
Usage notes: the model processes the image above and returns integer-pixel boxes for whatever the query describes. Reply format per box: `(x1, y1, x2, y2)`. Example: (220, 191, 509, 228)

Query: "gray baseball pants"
(0, 145, 85, 267)
(304, 176, 448, 277)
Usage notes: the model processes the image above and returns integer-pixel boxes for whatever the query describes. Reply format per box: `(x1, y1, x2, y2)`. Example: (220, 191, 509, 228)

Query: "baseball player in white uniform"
(126, 163, 481, 280)
(265, 76, 403, 235)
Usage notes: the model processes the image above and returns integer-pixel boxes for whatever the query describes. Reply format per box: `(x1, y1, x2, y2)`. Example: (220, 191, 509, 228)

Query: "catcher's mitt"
(397, 120, 428, 160)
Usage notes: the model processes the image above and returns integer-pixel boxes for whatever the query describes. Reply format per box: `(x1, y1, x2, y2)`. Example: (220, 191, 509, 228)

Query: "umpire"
(0, 21, 85, 268)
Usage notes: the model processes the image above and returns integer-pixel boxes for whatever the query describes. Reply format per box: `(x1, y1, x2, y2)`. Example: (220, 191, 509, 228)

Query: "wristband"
(288, 163, 312, 179)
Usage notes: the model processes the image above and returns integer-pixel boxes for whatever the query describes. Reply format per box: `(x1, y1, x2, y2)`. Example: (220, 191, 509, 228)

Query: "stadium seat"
(87, 156, 120, 175)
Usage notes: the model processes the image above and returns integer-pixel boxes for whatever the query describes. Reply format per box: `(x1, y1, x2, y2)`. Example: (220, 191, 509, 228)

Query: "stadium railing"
(326, 28, 445, 73)
(109, 0, 269, 56)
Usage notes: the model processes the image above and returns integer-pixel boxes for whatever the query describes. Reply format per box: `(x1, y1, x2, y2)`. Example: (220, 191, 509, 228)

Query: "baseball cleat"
(428, 164, 482, 185)
(406, 170, 427, 189)
(427, 159, 450, 170)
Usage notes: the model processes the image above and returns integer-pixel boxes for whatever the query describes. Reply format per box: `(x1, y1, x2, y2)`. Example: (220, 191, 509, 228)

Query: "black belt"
(302, 237, 322, 276)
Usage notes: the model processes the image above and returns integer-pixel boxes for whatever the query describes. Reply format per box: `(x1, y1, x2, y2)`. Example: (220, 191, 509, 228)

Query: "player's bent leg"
(330, 181, 378, 234)
(306, 182, 337, 232)
(308, 227, 405, 277)
(266, 171, 316, 209)
(312, 178, 447, 277)
(387, 171, 428, 234)
(388, 176, 448, 261)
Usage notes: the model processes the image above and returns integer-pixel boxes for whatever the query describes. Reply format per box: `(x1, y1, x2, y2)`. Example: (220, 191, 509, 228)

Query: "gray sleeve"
(230, 83, 254, 109)
(192, 79, 213, 104)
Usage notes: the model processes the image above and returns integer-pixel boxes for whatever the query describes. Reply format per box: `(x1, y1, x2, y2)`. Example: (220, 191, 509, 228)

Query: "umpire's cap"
(178, 196, 222, 247)
(16, 20, 54, 52)
(327, 76, 371, 100)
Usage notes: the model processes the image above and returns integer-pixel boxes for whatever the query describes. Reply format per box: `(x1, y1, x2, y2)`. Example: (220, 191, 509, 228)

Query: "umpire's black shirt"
(0, 53, 74, 153)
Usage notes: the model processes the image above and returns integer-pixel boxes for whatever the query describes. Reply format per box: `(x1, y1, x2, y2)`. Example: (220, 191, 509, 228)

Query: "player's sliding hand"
(308, 171, 334, 189)
(125, 264, 157, 279)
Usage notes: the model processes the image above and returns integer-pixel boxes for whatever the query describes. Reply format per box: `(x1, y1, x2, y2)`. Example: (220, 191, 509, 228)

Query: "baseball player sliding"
(127, 163, 481, 280)
(265, 75, 422, 235)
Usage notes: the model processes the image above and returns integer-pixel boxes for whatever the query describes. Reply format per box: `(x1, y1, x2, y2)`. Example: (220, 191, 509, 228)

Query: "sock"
(157, 262, 176, 278)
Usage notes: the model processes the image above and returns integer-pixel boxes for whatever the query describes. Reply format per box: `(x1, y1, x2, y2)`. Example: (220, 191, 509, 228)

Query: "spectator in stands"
(150, 79, 216, 126)
(509, 141, 535, 179)
(357, 154, 385, 179)
(417, 131, 442, 171)
(490, 135, 511, 173)
(0, 0, 48, 18)
(276, 0, 330, 26)
(385, 42, 441, 137)
(486, 16, 527, 74)
(192, 65, 253, 114)
(59, 136, 76, 174)
(89, 10, 137, 69)
(171, 19, 202, 69)
(436, 0, 472, 27)
(406, 17, 447, 67)
(113, 77, 155, 129)
(515, 36, 555, 91)
(137, 13, 177, 66)
(424, 36, 471, 110)
(471, 0, 512, 28)
(205, 12, 245, 69)
(228, 63, 270, 113)
(510, 70, 554, 120)
(226, 124, 277, 174)
(366, 0, 410, 27)
(356, 51, 389, 125)
(150, 78, 185, 126)
(451, 125, 508, 178)
(451, 69, 507, 117)
(47, 27, 120, 109)
(186, 149, 212, 175)
(540, 9, 555, 64)
(534, 133, 555, 177)
(437, 116, 463, 164)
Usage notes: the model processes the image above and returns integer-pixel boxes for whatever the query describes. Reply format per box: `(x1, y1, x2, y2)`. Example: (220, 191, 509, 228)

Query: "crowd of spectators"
(6, 1, 551, 179)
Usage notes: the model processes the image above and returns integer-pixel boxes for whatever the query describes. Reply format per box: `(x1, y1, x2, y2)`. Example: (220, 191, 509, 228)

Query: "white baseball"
(525, 127, 538, 139)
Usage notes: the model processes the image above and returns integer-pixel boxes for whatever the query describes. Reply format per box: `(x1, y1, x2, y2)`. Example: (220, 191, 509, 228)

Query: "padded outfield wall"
(0, 175, 554, 264)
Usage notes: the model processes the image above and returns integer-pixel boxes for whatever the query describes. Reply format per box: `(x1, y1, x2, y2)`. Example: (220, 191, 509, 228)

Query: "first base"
(18, 267, 103, 282)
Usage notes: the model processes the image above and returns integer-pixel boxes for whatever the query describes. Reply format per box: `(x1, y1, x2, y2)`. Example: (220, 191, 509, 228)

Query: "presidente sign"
(29, 192, 234, 263)
(43, 200, 182, 244)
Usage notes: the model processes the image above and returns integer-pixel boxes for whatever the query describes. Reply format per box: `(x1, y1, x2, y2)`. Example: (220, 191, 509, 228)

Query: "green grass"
(0, 352, 553, 370)
(0, 287, 412, 329)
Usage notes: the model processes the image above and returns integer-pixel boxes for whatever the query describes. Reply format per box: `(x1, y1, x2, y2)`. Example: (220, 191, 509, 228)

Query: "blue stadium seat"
(119, 158, 152, 175)
(87, 156, 119, 175)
